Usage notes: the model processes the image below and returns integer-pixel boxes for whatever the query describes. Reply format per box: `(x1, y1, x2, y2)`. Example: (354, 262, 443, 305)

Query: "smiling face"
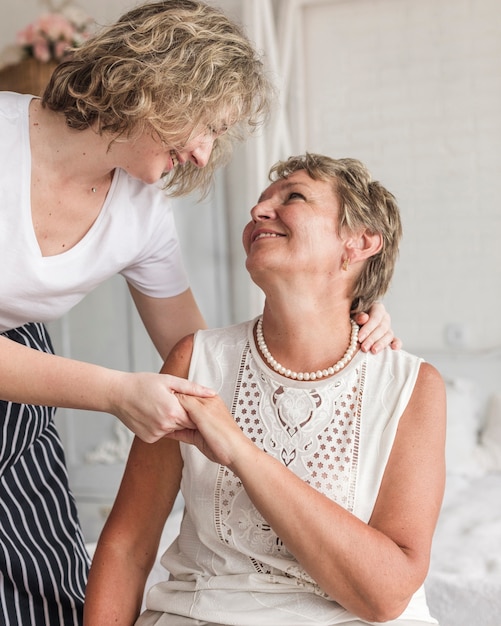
(245, 153, 401, 313)
(243, 170, 346, 284)
(109, 124, 227, 185)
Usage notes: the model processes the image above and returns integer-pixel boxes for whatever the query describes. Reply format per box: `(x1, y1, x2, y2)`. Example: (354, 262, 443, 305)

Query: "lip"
(251, 228, 286, 243)
(170, 152, 178, 169)
(168, 151, 186, 170)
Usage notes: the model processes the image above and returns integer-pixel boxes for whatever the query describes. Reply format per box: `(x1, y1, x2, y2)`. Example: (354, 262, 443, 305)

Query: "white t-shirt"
(0, 91, 189, 333)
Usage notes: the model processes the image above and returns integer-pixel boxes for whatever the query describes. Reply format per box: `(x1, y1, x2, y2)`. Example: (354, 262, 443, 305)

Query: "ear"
(344, 229, 382, 264)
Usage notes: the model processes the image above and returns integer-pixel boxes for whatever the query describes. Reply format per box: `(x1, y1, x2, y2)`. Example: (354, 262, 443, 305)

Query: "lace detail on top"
(215, 343, 366, 580)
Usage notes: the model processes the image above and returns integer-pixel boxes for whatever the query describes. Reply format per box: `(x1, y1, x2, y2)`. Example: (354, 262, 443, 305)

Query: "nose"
(187, 135, 215, 168)
(250, 198, 276, 222)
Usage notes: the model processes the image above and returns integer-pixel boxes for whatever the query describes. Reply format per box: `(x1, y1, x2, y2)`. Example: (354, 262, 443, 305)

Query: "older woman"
(85, 153, 444, 626)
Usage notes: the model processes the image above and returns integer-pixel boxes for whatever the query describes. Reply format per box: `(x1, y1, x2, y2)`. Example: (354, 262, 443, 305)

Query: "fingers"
(175, 393, 205, 427)
(164, 428, 197, 444)
(353, 311, 370, 327)
(133, 390, 196, 443)
(390, 336, 403, 351)
(355, 302, 402, 353)
(355, 303, 387, 342)
(166, 375, 215, 397)
(357, 322, 391, 354)
(176, 392, 223, 415)
(361, 330, 395, 354)
(359, 326, 403, 354)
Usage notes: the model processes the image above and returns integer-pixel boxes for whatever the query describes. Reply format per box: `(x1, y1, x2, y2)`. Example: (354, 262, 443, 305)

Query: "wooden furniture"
(0, 57, 57, 95)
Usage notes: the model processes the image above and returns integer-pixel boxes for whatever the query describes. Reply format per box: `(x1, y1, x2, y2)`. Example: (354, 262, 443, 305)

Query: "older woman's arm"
(83, 338, 192, 625)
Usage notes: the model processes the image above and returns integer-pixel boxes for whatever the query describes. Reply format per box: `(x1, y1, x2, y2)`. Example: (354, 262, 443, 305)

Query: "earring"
(342, 258, 350, 271)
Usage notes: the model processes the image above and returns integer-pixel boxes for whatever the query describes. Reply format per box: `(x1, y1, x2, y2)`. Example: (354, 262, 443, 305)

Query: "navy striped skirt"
(0, 323, 90, 625)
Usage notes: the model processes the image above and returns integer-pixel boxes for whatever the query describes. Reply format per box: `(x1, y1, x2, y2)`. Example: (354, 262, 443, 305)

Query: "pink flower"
(32, 39, 51, 63)
(38, 13, 76, 42)
(16, 23, 37, 48)
(15, 10, 94, 64)
(53, 40, 70, 61)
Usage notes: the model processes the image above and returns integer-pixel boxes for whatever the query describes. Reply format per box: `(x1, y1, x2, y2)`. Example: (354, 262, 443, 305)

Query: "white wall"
(213, 0, 501, 353)
(295, 0, 501, 352)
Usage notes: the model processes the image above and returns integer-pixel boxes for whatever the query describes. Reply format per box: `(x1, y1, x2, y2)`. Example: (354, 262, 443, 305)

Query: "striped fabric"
(0, 323, 90, 625)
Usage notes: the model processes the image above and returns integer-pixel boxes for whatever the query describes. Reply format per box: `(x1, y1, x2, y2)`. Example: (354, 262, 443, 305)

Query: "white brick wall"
(301, 0, 501, 351)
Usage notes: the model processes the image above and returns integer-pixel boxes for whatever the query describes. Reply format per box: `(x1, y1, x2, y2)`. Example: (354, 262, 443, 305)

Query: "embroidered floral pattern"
(215, 347, 363, 580)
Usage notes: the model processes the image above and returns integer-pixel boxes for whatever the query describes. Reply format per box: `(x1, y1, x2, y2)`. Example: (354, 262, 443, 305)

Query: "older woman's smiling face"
(243, 170, 345, 279)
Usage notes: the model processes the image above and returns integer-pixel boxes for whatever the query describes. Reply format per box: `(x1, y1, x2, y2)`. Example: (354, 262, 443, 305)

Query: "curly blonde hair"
(42, 0, 273, 196)
(269, 153, 402, 314)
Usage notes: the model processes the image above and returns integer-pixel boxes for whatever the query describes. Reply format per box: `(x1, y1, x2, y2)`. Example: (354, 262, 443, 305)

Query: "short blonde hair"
(269, 153, 402, 314)
(42, 0, 273, 196)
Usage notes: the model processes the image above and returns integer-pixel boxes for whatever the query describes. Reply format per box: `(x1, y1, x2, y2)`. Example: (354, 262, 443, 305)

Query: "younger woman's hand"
(354, 302, 402, 354)
(107, 371, 215, 443)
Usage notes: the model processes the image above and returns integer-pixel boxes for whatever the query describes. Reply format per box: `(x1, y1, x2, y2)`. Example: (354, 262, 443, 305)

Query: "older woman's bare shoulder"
(160, 334, 195, 378)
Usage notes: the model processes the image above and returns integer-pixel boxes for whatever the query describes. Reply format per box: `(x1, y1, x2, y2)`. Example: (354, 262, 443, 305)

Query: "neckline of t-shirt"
(21, 97, 121, 262)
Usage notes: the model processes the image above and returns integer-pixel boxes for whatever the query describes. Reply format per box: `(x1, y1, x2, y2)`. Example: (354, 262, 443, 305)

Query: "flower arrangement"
(15, 6, 94, 64)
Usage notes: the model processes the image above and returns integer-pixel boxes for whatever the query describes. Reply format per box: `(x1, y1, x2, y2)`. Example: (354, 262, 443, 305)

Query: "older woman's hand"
(354, 302, 402, 354)
(169, 393, 249, 469)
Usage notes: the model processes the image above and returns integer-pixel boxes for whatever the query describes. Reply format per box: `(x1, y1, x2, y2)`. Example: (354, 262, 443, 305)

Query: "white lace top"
(140, 319, 438, 626)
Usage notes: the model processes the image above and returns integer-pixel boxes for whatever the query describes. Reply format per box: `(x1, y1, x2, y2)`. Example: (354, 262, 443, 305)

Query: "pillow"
(445, 378, 485, 476)
(475, 393, 501, 472)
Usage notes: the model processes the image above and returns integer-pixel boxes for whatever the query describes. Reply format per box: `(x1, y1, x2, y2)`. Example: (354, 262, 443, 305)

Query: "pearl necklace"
(256, 316, 359, 381)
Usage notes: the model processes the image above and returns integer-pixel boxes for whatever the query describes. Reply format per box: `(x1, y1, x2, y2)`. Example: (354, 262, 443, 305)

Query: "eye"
(207, 124, 228, 137)
(287, 191, 306, 201)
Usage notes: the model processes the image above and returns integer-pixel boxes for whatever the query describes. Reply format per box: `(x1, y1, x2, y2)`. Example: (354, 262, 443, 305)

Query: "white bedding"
(426, 473, 501, 626)
(422, 349, 501, 626)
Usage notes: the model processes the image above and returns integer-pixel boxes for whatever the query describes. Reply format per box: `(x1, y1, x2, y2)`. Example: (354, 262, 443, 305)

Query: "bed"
(120, 348, 501, 625)
(421, 348, 501, 626)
